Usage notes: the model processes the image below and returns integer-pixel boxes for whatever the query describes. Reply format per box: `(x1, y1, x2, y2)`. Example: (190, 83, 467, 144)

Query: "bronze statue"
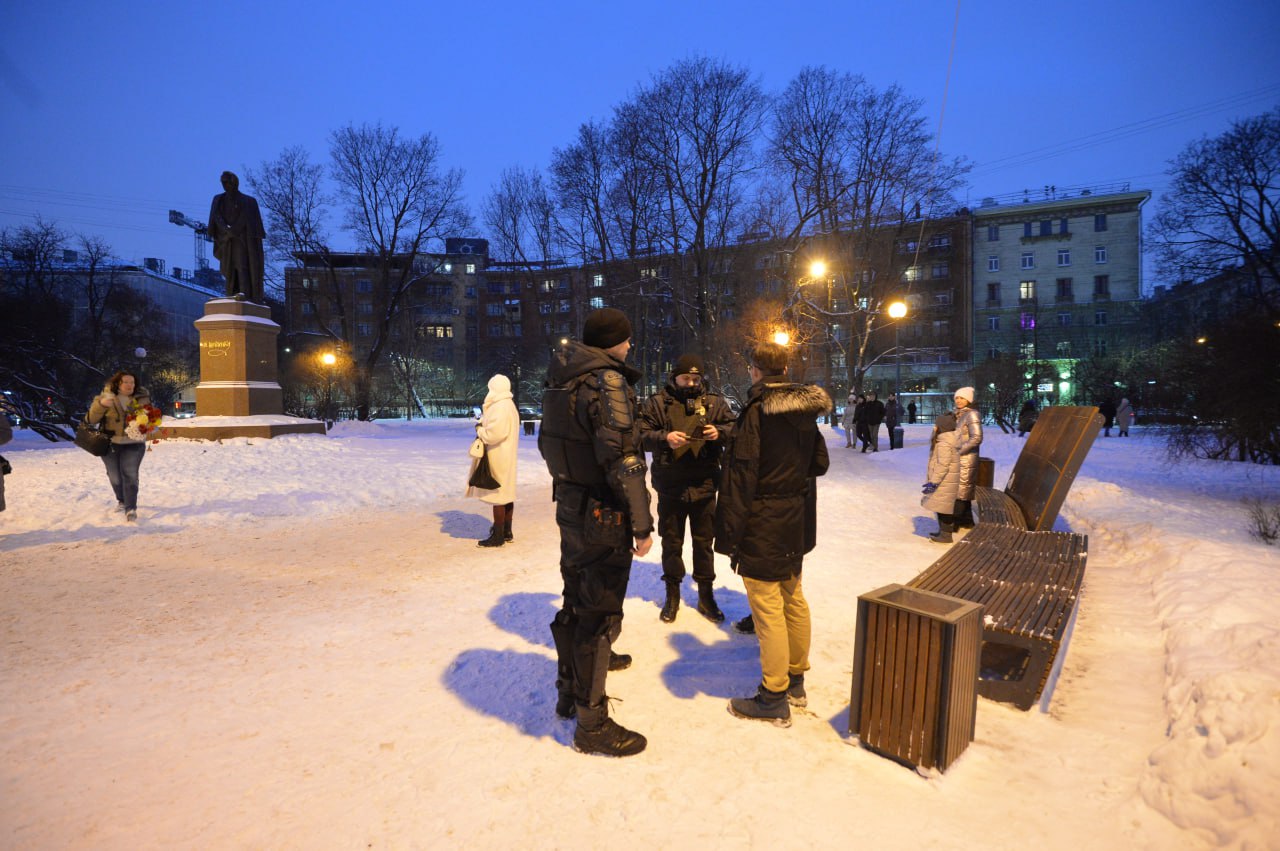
(208, 171, 266, 302)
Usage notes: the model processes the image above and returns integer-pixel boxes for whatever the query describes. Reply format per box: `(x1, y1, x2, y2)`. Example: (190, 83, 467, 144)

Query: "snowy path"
(2, 422, 1274, 848)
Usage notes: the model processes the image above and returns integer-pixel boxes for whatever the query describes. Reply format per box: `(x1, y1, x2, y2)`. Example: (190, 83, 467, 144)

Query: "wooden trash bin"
(849, 584, 983, 772)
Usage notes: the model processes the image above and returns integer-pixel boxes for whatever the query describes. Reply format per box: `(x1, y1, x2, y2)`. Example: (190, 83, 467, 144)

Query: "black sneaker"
(733, 614, 755, 635)
(573, 716, 647, 757)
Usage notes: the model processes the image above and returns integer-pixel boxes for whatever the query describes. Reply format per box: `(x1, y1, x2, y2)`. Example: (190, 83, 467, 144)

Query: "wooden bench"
(907, 523, 1088, 709)
(927, 406, 1100, 709)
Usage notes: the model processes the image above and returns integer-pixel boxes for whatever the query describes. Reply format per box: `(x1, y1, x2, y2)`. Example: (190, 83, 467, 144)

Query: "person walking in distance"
(538, 308, 654, 757)
(715, 342, 830, 727)
(1116, 398, 1134, 436)
(639, 354, 735, 624)
(884, 393, 902, 450)
(951, 387, 983, 529)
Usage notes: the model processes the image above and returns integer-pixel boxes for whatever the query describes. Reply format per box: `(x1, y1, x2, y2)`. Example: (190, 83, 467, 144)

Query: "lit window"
(1019, 342, 1035, 359)
(592, 274, 605, 287)
(465, 263, 476, 275)
(541, 279, 555, 293)
(1020, 280, 1036, 300)
(589, 297, 604, 309)
(903, 266, 922, 282)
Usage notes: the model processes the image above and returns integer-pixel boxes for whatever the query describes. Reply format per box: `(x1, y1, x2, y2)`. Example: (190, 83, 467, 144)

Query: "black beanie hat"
(671, 353, 706, 379)
(582, 307, 632, 349)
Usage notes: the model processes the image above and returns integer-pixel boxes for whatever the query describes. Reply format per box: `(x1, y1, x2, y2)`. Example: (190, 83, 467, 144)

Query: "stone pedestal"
(157, 298, 325, 441)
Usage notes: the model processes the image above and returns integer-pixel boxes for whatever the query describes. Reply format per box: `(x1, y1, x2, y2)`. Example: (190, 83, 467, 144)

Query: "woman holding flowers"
(87, 370, 161, 522)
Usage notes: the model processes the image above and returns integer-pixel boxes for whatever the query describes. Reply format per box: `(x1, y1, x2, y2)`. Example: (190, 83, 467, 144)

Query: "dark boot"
(929, 522, 954, 544)
(728, 684, 792, 727)
(953, 499, 975, 529)
(550, 613, 576, 719)
(659, 581, 680, 623)
(787, 673, 807, 707)
(572, 701, 647, 757)
(503, 503, 514, 542)
(608, 651, 632, 671)
(477, 525, 505, 548)
(696, 583, 724, 623)
(733, 613, 755, 635)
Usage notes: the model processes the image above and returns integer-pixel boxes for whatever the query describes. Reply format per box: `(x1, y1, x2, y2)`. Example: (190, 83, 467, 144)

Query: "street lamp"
(887, 300, 907, 448)
(772, 329, 791, 346)
(321, 351, 337, 424)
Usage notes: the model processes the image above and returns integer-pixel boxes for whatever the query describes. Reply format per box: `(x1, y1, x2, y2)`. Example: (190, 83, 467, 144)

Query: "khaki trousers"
(743, 574, 811, 693)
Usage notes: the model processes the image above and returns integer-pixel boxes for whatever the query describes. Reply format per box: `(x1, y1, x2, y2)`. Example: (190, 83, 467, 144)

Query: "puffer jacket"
(921, 429, 962, 514)
(87, 384, 152, 445)
(954, 406, 983, 499)
(714, 377, 831, 581)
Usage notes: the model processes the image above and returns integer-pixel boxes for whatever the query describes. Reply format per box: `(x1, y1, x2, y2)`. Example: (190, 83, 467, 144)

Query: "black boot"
(728, 684, 792, 727)
(477, 525, 504, 548)
(503, 504, 514, 542)
(608, 651, 632, 671)
(550, 613, 576, 719)
(733, 613, 756, 634)
(572, 701, 647, 757)
(929, 521, 955, 544)
(787, 673, 807, 707)
(659, 581, 680, 623)
(696, 583, 724, 623)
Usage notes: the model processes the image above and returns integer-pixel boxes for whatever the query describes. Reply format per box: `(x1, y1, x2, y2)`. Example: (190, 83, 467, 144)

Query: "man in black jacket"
(539, 308, 654, 757)
(862, 391, 886, 452)
(639, 354, 736, 624)
(715, 342, 831, 727)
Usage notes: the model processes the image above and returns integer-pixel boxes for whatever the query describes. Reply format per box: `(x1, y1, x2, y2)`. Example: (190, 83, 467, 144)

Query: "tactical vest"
(539, 373, 606, 486)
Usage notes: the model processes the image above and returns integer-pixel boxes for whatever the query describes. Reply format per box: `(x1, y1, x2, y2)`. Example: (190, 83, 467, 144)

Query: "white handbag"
(469, 437, 485, 459)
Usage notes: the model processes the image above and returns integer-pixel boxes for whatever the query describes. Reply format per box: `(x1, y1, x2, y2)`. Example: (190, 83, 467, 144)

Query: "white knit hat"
(954, 386, 975, 403)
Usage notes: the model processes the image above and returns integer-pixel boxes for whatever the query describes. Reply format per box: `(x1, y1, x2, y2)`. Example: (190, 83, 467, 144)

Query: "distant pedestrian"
(863, 391, 885, 452)
(1116, 398, 1134, 437)
(951, 387, 983, 529)
(0, 411, 12, 512)
(468, 373, 520, 547)
(907, 400, 918, 424)
(884, 393, 902, 450)
(842, 393, 857, 448)
(1099, 398, 1117, 437)
(921, 412, 961, 543)
(86, 371, 153, 523)
(1017, 400, 1038, 437)
(853, 394, 870, 451)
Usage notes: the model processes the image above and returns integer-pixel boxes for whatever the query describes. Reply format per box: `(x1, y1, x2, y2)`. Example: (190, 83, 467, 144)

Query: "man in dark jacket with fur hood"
(715, 341, 830, 727)
(639, 353, 736, 624)
(539, 308, 654, 758)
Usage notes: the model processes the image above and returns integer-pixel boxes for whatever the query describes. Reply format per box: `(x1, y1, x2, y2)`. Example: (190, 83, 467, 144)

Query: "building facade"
(971, 186, 1150, 403)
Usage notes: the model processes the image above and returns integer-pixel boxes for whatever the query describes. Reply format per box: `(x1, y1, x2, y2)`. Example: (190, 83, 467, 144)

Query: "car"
(518, 407, 541, 421)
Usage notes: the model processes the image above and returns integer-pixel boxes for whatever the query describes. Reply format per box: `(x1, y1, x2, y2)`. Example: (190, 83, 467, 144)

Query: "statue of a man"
(208, 170, 266, 302)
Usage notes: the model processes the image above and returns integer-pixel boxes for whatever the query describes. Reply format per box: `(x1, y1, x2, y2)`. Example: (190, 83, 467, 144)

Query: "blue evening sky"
(2, 0, 1277, 278)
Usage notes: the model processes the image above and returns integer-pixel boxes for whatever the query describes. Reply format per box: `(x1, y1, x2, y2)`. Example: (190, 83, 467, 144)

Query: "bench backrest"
(1004, 406, 1102, 531)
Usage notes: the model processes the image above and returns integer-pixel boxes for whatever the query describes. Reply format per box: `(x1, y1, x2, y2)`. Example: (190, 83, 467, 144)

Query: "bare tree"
(628, 57, 768, 373)
(1149, 107, 1279, 318)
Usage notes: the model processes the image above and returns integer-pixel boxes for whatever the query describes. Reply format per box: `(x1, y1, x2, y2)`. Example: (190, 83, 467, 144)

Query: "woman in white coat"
(468, 373, 520, 547)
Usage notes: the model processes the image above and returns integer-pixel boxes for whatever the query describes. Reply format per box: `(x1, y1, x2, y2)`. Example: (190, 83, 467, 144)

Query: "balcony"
(1055, 293, 1075, 304)
(985, 298, 1002, 308)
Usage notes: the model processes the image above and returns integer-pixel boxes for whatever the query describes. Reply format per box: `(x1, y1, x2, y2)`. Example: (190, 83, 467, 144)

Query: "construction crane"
(168, 209, 212, 272)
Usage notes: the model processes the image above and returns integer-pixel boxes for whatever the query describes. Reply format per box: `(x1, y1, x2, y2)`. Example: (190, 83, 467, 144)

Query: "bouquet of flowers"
(125, 400, 164, 440)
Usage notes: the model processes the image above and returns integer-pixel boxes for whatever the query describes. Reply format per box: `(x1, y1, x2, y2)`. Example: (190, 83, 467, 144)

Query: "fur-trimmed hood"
(756, 382, 833, 417)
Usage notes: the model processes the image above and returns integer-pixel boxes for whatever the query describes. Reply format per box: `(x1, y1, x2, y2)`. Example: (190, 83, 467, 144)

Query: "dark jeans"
(102, 442, 145, 511)
(657, 492, 716, 585)
(554, 485, 634, 704)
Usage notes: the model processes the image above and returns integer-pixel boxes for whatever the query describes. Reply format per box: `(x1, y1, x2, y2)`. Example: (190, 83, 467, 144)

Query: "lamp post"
(888, 300, 907, 449)
(808, 259, 837, 423)
(321, 351, 337, 426)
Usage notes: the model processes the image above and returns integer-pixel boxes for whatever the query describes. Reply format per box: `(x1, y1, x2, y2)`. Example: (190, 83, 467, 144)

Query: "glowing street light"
(888, 300, 908, 448)
(772, 329, 791, 347)
(808, 260, 828, 279)
(321, 352, 337, 366)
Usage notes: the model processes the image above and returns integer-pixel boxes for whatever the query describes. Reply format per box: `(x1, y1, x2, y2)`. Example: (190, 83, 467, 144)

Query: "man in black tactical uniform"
(639, 353, 735, 624)
(539, 308, 654, 757)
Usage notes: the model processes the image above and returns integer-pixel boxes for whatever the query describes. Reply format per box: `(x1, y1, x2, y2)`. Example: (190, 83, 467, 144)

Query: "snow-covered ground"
(1, 418, 1276, 850)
